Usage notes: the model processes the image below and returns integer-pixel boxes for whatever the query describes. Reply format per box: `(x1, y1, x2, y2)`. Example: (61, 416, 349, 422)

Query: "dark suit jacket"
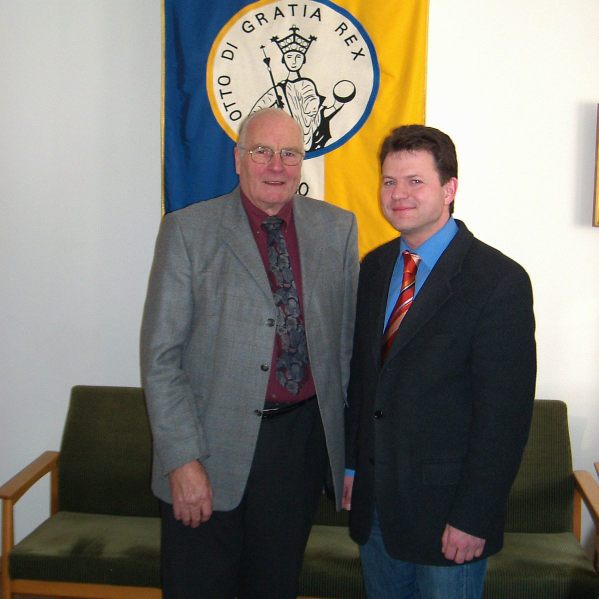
(346, 220, 536, 565)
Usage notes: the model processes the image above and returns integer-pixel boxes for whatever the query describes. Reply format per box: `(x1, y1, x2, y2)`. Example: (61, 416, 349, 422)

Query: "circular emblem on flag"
(207, 0, 379, 158)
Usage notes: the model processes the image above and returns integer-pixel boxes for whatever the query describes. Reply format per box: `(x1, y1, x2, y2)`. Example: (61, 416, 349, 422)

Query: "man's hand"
(342, 474, 354, 511)
(441, 524, 486, 564)
(169, 460, 213, 528)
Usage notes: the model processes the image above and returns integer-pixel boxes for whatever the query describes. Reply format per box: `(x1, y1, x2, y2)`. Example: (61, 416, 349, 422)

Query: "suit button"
(260, 364, 270, 371)
(369, 458, 375, 465)
(374, 410, 383, 419)
(266, 318, 275, 327)
(254, 409, 263, 417)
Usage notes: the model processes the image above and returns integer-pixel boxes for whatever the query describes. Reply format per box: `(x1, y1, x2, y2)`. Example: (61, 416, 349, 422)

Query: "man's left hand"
(441, 524, 486, 564)
(342, 474, 354, 511)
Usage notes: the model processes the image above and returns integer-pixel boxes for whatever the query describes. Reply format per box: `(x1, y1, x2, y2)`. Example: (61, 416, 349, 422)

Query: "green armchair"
(1, 389, 598, 599)
(483, 399, 599, 598)
(299, 399, 599, 599)
(1, 386, 161, 599)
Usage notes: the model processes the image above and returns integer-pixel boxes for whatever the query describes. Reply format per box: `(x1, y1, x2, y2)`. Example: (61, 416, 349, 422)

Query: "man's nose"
(268, 152, 285, 170)
(391, 183, 408, 199)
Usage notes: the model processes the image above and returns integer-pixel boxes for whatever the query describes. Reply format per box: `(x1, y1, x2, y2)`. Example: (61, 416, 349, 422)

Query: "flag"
(163, 0, 428, 256)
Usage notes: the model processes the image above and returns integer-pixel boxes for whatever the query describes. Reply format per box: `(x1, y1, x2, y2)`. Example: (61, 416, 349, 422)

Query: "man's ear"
(444, 177, 458, 206)
(234, 146, 241, 176)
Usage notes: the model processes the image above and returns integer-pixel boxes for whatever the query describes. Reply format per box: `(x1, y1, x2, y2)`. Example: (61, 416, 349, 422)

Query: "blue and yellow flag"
(163, 0, 428, 256)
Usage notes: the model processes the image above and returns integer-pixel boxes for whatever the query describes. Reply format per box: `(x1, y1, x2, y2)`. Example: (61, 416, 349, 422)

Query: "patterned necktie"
(382, 250, 421, 359)
(262, 216, 309, 394)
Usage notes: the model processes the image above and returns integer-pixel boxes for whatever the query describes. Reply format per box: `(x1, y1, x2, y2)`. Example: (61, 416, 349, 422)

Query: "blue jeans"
(360, 508, 487, 599)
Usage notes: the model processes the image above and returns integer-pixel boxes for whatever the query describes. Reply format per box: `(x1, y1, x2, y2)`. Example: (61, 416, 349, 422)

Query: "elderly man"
(141, 107, 359, 599)
(343, 125, 536, 599)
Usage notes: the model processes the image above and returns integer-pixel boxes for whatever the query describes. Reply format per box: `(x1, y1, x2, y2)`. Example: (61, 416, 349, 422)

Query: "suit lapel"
(293, 196, 325, 313)
(219, 189, 273, 304)
(368, 240, 401, 370)
(384, 222, 474, 361)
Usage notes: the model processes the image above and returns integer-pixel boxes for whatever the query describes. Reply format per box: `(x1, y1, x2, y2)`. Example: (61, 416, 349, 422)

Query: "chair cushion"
(298, 529, 599, 599)
(9, 511, 160, 587)
(299, 524, 365, 599)
(485, 532, 599, 598)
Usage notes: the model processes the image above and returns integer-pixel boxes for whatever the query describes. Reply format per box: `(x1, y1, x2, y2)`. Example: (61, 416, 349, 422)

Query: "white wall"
(0, 1, 161, 541)
(1, 0, 598, 550)
(426, 0, 599, 549)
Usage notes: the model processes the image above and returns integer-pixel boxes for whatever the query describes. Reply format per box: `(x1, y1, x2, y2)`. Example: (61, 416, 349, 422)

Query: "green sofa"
(1, 386, 598, 599)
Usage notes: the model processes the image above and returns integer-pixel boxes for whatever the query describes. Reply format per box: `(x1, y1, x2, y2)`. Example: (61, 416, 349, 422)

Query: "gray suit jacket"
(141, 188, 359, 510)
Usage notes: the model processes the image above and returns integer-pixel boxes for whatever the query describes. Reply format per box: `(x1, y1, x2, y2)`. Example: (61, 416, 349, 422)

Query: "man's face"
(380, 150, 457, 248)
(234, 112, 303, 215)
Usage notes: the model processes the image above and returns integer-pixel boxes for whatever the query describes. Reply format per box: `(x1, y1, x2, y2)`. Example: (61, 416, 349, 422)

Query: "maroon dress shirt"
(241, 192, 316, 404)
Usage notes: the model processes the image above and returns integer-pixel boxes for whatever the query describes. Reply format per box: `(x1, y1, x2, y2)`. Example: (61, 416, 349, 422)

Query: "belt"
(258, 395, 316, 419)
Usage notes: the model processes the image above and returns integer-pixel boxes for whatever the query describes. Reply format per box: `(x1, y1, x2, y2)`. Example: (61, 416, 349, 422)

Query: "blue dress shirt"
(383, 217, 459, 331)
(345, 218, 459, 479)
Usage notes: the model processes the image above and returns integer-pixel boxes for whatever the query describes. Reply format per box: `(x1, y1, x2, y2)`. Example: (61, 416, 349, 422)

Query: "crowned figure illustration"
(251, 26, 354, 152)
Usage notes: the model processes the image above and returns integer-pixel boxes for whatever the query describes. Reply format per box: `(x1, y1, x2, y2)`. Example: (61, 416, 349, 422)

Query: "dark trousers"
(160, 397, 328, 599)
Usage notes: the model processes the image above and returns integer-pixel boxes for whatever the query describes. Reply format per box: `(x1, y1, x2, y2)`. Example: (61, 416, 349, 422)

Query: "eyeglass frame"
(237, 144, 305, 166)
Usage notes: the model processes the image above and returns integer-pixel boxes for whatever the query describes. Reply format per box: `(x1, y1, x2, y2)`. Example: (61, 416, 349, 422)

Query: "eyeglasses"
(238, 145, 304, 166)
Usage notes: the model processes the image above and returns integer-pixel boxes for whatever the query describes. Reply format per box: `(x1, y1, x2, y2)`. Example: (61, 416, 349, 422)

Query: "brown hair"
(379, 124, 458, 185)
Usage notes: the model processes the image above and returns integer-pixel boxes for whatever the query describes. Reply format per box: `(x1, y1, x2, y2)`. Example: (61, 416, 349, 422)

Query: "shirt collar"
(240, 190, 294, 231)
(399, 217, 458, 271)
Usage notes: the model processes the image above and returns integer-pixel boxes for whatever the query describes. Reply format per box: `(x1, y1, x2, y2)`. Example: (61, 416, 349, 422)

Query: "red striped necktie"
(382, 250, 421, 359)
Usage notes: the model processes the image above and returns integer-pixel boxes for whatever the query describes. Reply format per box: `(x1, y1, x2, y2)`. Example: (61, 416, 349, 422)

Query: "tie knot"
(403, 250, 421, 274)
(262, 216, 284, 232)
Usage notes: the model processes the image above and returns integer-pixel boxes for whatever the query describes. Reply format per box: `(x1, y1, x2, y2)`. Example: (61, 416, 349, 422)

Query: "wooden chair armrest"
(573, 470, 599, 539)
(1, 450, 59, 587)
(0, 450, 59, 504)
